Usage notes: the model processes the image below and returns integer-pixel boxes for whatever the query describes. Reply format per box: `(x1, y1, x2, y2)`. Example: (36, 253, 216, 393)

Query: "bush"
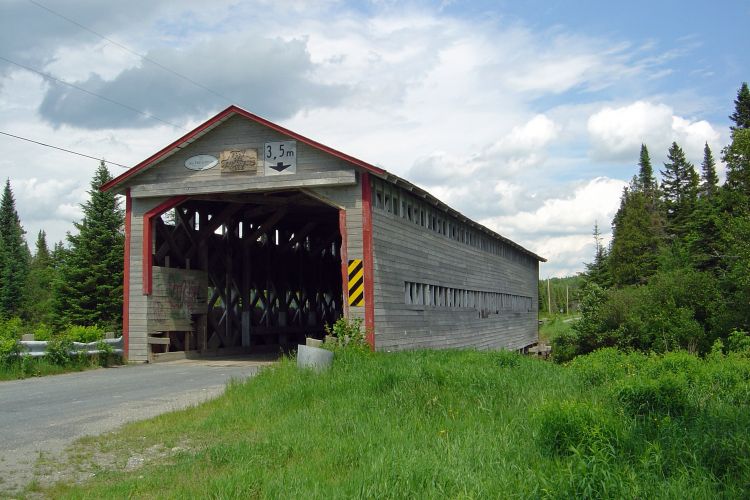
(33, 323, 54, 341)
(727, 329, 750, 354)
(62, 325, 105, 343)
(551, 329, 580, 363)
(0, 336, 22, 365)
(45, 336, 75, 366)
(0, 316, 24, 342)
(568, 348, 643, 387)
(323, 317, 368, 352)
(614, 372, 691, 418)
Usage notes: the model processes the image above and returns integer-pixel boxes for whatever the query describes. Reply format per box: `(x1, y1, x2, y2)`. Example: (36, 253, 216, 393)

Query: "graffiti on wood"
(147, 267, 208, 332)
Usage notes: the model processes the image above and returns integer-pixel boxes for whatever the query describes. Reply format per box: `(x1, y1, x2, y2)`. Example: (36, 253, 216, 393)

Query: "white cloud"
(487, 114, 559, 156)
(0, 2, 730, 277)
(587, 100, 723, 165)
(481, 177, 626, 237)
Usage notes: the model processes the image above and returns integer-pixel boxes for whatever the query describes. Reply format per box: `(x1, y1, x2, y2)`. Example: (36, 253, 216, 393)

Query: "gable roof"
(103, 105, 545, 262)
(100, 104, 386, 193)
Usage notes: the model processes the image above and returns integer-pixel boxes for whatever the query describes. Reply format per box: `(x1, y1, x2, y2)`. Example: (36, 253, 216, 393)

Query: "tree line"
(554, 82, 750, 361)
(0, 162, 123, 334)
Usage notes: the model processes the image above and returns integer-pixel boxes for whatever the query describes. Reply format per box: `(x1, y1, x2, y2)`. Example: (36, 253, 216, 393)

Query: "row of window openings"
(372, 181, 533, 267)
(404, 282, 533, 313)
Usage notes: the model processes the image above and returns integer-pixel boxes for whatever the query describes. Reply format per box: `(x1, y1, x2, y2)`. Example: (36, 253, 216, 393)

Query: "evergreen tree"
(661, 142, 699, 239)
(722, 128, 750, 215)
(699, 143, 719, 199)
(0, 180, 30, 317)
(683, 143, 723, 272)
(53, 162, 124, 328)
(608, 187, 660, 286)
(729, 82, 750, 132)
(637, 144, 657, 193)
(51, 240, 67, 271)
(583, 222, 611, 288)
(24, 230, 55, 325)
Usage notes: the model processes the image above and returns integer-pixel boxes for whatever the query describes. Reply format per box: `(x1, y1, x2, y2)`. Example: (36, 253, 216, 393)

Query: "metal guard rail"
(17, 337, 124, 357)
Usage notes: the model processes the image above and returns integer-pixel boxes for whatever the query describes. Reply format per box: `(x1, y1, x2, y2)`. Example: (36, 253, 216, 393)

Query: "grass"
(539, 315, 575, 344)
(35, 348, 750, 499)
(0, 356, 104, 381)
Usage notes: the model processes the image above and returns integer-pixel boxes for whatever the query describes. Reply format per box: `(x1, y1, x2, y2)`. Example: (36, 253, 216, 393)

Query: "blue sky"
(0, 0, 747, 277)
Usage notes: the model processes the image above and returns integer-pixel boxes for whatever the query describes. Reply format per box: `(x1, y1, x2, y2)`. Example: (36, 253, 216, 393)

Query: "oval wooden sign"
(184, 154, 218, 171)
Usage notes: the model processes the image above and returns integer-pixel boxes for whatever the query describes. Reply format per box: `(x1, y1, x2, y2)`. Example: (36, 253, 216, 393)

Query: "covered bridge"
(102, 105, 545, 362)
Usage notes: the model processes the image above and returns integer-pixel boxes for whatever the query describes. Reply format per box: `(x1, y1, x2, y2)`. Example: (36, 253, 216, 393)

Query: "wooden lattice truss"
(152, 191, 343, 351)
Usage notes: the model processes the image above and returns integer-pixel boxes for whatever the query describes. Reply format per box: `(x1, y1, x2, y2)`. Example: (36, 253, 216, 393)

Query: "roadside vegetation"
(34, 347, 749, 498)
(0, 161, 124, 380)
(548, 83, 750, 363)
(538, 316, 574, 345)
(0, 317, 120, 381)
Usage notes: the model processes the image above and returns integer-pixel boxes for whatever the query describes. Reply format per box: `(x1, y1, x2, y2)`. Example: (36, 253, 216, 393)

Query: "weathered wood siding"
(123, 115, 356, 196)
(308, 183, 365, 324)
(370, 181, 539, 351)
(128, 196, 171, 362)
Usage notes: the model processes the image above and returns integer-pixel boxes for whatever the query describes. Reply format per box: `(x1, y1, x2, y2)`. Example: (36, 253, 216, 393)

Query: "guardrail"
(17, 337, 124, 357)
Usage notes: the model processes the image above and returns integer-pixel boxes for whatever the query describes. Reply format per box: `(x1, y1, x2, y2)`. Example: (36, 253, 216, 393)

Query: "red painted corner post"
(338, 209, 349, 321)
(142, 196, 189, 295)
(122, 189, 131, 358)
(361, 172, 376, 350)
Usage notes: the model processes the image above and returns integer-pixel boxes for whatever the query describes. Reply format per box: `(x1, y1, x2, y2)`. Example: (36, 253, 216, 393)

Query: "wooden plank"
(130, 171, 356, 198)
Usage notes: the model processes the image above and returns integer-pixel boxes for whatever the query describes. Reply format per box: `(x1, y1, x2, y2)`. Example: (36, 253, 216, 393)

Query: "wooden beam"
(245, 208, 288, 242)
(198, 203, 243, 240)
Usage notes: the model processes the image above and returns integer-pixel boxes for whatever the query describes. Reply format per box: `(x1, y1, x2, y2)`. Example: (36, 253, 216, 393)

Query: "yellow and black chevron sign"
(347, 259, 365, 307)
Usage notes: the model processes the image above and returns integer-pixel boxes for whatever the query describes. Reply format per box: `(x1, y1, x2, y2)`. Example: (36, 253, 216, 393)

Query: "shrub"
(551, 329, 580, 363)
(45, 336, 75, 366)
(63, 325, 105, 343)
(614, 372, 691, 418)
(0, 336, 22, 365)
(324, 317, 368, 352)
(33, 323, 54, 341)
(0, 316, 24, 342)
(726, 329, 750, 354)
(568, 348, 643, 387)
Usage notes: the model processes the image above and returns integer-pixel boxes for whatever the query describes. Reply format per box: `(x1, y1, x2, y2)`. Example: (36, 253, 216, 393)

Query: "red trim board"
(142, 196, 190, 295)
(122, 189, 131, 358)
(361, 172, 375, 350)
(338, 209, 349, 320)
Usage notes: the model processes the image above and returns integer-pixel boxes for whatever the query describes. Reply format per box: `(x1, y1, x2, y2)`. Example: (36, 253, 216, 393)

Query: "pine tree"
(24, 230, 55, 324)
(0, 180, 30, 317)
(637, 144, 657, 193)
(584, 222, 611, 288)
(723, 128, 750, 215)
(661, 142, 699, 239)
(699, 143, 719, 199)
(608, 187, 660, 286)
(53, 162, 124, 328)
(730, 82, 750, 132)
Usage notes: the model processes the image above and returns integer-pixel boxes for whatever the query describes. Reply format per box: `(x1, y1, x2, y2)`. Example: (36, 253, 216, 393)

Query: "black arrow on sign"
(269, 161, 291, 172)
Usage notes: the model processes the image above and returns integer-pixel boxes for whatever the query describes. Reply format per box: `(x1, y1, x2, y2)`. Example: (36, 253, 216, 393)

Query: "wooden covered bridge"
(102, 106, 545, 362)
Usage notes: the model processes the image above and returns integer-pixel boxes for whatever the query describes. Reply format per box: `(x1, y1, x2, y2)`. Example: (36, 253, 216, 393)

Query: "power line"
(0, 130, 130, 169)
(27, 0, 238, 106)
(0, 55, 187, 131)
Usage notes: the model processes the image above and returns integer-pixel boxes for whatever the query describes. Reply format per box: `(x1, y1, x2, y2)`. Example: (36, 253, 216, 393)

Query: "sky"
(0, 0, 747, 277)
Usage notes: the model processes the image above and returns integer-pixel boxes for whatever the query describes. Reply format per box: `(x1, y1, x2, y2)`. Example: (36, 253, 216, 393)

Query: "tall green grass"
(42, 349, 749, 498)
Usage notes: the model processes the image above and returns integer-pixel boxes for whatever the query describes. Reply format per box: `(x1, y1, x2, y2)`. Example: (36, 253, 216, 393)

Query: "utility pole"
(566, 285, 569, 316)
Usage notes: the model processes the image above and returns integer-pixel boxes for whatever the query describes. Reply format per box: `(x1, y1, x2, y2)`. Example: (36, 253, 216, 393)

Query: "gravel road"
(0, 357, 274, 494)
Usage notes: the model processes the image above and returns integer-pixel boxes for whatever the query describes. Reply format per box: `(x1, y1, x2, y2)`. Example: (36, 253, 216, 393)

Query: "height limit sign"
(264, 141, 297, 175)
